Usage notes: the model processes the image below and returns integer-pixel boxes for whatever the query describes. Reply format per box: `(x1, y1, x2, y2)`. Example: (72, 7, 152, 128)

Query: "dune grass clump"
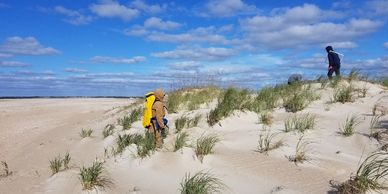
(102, 124, 115, 138)
(317, 75, 329, 89)
(79, 161, 113, 191)
(333, 85, 354, 103)
(288, 135, 311, 164)
(207, 88, 251, 126)
(180, 171, 225, 194)
(167, 87, 220, 113)
(115, 133, 143, 155)
(175, 116, 188, 133)
(369, 115, 381, 139)
(63, 152, 71, 170)
(174, 132, 189, 152)
(80, 128, 93, 138)
(284, 114, 316, 133)
(187, 87, 220, 111)
(330, 77, 341, 88)
(119, 107, 142, 130)
(0, 161, 12, 177)
(251, 86, 282, 112)
(260, 112, 274, 126)
(348, 68, 360, 82)
(136, 132, 156, 158)
(195, 134, 219, 162)
(188, 114, 201, 128)
(340, 115, 361, 137)
(257, 131, 283, 154)
(283, 85, 319, 113)
(49, 152, 72, 175)
(336, 152, 388, 194)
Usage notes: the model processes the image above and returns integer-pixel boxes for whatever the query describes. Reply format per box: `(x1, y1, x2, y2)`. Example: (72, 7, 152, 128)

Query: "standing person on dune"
(151, 89, 168, 148)
(326, 46, 342, 79)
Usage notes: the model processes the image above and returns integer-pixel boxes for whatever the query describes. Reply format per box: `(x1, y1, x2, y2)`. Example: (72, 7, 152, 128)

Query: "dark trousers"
(327, 67, 340, 79)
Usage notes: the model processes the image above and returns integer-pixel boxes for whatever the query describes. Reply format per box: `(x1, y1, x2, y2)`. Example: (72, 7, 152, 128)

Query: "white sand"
(0, 82, 387, 194)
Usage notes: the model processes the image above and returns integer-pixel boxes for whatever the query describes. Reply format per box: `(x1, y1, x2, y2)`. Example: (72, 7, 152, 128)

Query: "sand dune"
(0, 81, 387, 194)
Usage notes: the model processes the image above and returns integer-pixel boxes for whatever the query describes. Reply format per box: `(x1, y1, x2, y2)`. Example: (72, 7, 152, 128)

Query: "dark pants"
(327, 67, 340, 79)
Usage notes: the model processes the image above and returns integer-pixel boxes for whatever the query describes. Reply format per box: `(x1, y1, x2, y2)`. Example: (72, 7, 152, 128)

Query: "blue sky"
(0, 0, 387, 96)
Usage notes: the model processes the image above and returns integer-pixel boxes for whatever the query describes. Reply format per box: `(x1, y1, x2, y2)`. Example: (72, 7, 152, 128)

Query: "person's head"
(325, 46, 333, 53)
(154, 88, 165, 101)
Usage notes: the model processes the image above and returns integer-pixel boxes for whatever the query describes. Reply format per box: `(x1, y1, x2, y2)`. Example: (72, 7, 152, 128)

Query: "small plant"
(260, 112, 274, 126)
(257, 131, 283, 154)
(330, 77, 341, 88)
(369, 115, 381, 138)
(195, 134, 219, 162)
(136, 132, 156, 158)
(283, 86, 318, 113)
(175, 116, 188, 133)
(188, 114, 201, 128)
(49, 155, 63, 175)
(115, 133, 143, 155)
(174, 132, 189, 152)
(284, 114, 316, 133)
(348, 68, 360, 82)
(317, 75, 328, 89)
(79, 161, 113, 190)
(63, 152, 71, 170)
(336, 152, 388, 194)
(180, 171, 225, 194)
(340, 115, 361, 137)
(102, 124, 115, 138)
(0, 161, 12, 177)
(288, 135, 311, 164)
(333, 85, 354, 103)
(80, 128, 93, 138)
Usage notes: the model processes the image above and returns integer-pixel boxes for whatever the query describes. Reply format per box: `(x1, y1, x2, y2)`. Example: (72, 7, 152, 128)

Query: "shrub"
(49, 155, 63, 175)
(340, 115, 361, 136)
(102, 124, 115, 138)
(180, 171, 225, 194)
(195, 134, 219, 162)
(260, 112, 274, 126)
(175, 116, 188, 133)
(284, 114, 316, 133)
(336, 152, 388, 194)
(80, 128, 93, 138)
(136, 132, 156, 158)
(0, 161, 12, 177)
(79, 161, 113, 190)
(257, 131, 283, 154)
(115, 133, 143, 155)
(333, 85, 354, 103)
(288, 135, 311, 164)
(174, 132, 189, 152)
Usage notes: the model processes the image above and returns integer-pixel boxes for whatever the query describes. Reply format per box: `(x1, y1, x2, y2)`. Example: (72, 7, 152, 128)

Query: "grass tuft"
(80, 128, 93, 138)
(79, 161, 113, 191)
(283, 85, 319, 113)
(260, 112, 274, 126)
(195, 134, 219, 162)
(0, 161, 12, 177)
(118, 107, 142, 130)
(174, 132, 189, 152)
(333, 85, 354, 103)
(167, 87, 220, 113)
(348, 68, 360, 82)
(180, 171, 225, 194)
(369, 115, 381, 139)
(284, 114, 316, 133)
(175, 116, 188, 133)
(136, 132, 156, 158)
(102, 124, 115, 138)
(288, 135, 311, 164)
(336, 152, 388, 194)
(257, 131, 283, 154)
(340, 115, 361, 137)
(63, 152, 71, 170)
(115, 133, 143, 155)
(49, 155, 63, 175)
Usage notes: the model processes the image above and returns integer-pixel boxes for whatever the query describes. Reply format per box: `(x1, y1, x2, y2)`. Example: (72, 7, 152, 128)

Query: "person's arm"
(154, 102, 166, 129)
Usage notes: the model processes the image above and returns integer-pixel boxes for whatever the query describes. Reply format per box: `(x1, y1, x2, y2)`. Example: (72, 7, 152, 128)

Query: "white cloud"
(90, 56, 146, 64)
(54, 6, 93, 25)
(384, 42, 388, 48)
(324, 41, 358, 49)
(123, 26, 149, 36)
(366, 0, 388, 15)
(0, 61, 30, 67)
(0, 53, 12, 58)
(0, 36, 60, 55)
(239, 4, 383, 49)
(152, 47, 236, 61)
(90, 0, 139, 21)
(130, 0, 166, 14)
(168, 61, 203, 70)
(144, 17, 181, 30)
(65, 68, 88, 73)
(202, 0, 257, 17)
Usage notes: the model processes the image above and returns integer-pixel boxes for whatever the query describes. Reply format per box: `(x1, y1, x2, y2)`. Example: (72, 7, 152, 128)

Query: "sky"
(0, 0, 387, 96)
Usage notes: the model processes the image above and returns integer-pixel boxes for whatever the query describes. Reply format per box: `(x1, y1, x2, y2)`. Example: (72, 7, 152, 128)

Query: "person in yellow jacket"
(150, 88, 167, 148)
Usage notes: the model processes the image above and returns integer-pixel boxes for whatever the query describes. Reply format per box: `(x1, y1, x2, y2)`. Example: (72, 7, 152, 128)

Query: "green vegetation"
(79, 161, 113, 191)
(317, 75, 329, 89)
(115, 133, 143, 155)
(348, 68, 360, 82)
(333, 85, 354, 103)
(63, 152, 71, 170)
(337, 152, 388, 194)
(102, 124, 115, 138)
(260, 112, 274, 126)
(288, 135, 311, 164)
(136, 132, 156, 158)
(369, 115, 381, 139)
(180, 171, 225, 194)
(195, 134, 219, 162)
(257, 131, 283, 154)
(284, 114, 316, 133)
(80, 128, 93, 138)
(118, 107, 142, 130)
(283, 85, 319, 113)
(340, 115, 361, 137)
(0, 161, 12, 177)
(175, 115, 202, 133)
(174, 132, 189, 152)
(167, 87, 220, 113)
(49, 152, 72, 175)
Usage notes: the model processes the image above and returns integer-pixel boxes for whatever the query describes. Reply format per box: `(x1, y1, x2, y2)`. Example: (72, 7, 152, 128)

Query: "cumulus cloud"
(144, 17, 181, 30)
(324, 41, 358, 49)
(152, 47, 236, 61)
(202, 0, 257, 17)
(239, 4, 383, 49)
(65, 68, 88, 73)
(54, 6, 93, 25)
(0, 36, 60, 55)
(90, 0, 139, 21)
(0, 61, 30, 67)
(90, 56, 146, 64)
(168, 61, 203, 70)
(130, 0, 167, 14)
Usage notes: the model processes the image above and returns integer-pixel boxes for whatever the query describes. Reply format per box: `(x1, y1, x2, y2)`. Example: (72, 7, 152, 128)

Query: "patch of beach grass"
(80, 128, 93, 138)
(195, 134, 219, 162)
(102, 124, 115, 138)
(79, 161, 113, 191)
(339, 115, 361, 137)
(288, 135, 311, 164)
(348, 68, 360, 82)
(257, 131, 283, 154)
(175, 116, 188, 133)
(260, 112, 274, 126)
(136, 132, 156, 158)
(174, 132, 189, 152)
(333, 85, 354, 103)
(115, 133, 142, 155)
(180, 171, 225, 194)
(0, 161, 12, 177)
(284, 113, 316, 133)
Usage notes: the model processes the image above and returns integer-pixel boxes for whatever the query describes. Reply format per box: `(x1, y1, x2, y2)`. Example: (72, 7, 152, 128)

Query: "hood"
(325, 46, 333, 53)
(154, 88, 165, 101)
